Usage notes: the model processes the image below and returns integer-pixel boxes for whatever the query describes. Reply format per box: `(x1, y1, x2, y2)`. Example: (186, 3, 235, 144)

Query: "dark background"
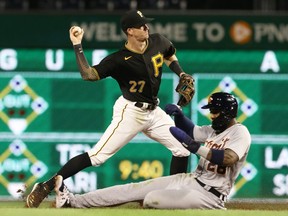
(0, 0, 287, 12)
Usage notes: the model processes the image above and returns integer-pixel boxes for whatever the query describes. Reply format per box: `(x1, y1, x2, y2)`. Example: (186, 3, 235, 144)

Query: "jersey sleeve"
(193, 125, 214, 143)
(92, 54, 117, 79)
(156, 33, 176, 58)
(226, 125, 251, 159)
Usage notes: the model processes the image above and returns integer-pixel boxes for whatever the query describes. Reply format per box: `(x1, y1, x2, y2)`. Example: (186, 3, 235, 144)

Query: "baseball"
(73, 26, 82, 36)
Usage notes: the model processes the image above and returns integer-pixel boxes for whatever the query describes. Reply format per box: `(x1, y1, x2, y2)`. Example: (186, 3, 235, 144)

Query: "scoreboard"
(0, 49, 288, 200)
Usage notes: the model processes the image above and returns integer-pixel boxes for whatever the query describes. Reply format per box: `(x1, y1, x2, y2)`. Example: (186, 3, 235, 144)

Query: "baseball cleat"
(26, 182, 50, 208)
(55, 175, 71, 208)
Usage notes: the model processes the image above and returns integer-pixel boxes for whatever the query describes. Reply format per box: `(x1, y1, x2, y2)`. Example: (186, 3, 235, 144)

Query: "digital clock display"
(119, 160, 164, 180)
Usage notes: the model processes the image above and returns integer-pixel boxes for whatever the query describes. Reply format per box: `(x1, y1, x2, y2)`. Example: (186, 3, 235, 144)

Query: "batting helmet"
(201, 92, 238, 133)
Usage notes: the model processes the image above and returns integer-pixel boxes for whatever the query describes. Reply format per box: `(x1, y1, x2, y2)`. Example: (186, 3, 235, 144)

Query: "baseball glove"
(176, 73, 195, 107)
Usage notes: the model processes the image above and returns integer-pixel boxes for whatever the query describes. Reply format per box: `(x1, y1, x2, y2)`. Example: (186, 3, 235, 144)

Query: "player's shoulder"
(194, 125, 214, 134)
(235, 123, 250, 133)
(104, 48, 128, 61)
(149, 33, 161, 38)
(231, 123, 251, 139)
(149, 33, 170, 42)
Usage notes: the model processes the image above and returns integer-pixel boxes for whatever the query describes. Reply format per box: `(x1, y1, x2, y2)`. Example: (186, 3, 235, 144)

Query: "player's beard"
(212, 113, 232, 134)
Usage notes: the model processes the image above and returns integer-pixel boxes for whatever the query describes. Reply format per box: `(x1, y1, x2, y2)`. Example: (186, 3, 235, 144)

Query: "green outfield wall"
(0, 71, 287, 200)
(0, 10, 287, 201)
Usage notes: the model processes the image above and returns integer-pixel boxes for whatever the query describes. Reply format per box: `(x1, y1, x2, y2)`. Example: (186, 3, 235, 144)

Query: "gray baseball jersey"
(64, 123, 251, 209)
(193, 123, 251, 196)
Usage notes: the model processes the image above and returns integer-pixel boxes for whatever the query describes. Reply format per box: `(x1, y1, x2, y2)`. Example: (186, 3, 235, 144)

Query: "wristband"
(210, 149, 224, 165)
(169, 61, 183, 76)
(73, 44, 83, 53)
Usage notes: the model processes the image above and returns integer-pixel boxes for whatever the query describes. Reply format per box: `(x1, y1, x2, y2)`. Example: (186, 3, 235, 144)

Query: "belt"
(196, 178, 226, 201)
(135, 102, 157, 110)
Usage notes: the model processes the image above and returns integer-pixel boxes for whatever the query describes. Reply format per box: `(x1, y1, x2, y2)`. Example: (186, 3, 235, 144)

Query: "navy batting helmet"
(201, 92, 238, 133)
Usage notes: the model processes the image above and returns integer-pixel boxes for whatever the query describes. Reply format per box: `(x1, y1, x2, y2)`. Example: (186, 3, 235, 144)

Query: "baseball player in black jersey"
(26, 10, 192, 208)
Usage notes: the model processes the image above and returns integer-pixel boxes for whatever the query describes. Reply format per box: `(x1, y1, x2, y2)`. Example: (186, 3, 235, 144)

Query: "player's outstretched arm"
(165, 104, 194, 136)
(69, 26, 100, 81)
(169, 126, 239, 166)
(165, 55, 195, 107)
(164, 54, 185, 77)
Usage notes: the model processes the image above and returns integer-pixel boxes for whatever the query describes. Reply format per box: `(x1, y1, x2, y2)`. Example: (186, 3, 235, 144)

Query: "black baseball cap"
(120, 10, 154, 32)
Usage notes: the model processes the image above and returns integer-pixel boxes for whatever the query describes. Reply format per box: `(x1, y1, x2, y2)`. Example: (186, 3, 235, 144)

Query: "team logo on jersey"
(124, 56, 132, 60)
(205, 137, 230, 149)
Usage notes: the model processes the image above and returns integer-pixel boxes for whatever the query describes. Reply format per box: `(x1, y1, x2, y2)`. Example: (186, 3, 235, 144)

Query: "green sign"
(0, 140, 172, 197)
(1, 13, 288, 49)
(1, 49, 288, 74)
(1, 73, 288, 135)
(194, 74, 288, 135)
(230, 144, 288, 198)
(0, 136, 287, 199)
(0, 72, 288, 199)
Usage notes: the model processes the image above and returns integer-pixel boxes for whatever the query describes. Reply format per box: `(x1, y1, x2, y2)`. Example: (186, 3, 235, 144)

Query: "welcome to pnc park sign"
(1, 13, 288, 49)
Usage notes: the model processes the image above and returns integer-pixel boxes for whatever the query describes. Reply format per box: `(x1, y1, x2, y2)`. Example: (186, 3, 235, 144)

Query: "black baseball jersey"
(93, 33, 176, 104)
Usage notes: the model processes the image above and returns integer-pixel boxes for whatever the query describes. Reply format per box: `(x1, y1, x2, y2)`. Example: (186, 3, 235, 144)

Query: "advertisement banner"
(1, 13, 288, 49)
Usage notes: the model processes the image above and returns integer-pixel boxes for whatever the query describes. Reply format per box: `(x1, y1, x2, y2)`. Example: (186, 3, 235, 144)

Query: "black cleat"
(26, 182, 51, 208)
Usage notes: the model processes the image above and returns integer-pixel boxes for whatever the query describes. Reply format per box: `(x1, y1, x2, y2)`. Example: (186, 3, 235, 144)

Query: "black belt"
(196, 178, 226, 201)
(135, 102, 157, 110)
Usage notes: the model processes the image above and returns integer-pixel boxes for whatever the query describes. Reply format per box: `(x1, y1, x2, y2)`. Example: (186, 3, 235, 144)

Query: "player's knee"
(143, 191, 161, 209)
(88, 155, 103, 167)
(87, 150, 106, 167)
(143, 192, 155, 208)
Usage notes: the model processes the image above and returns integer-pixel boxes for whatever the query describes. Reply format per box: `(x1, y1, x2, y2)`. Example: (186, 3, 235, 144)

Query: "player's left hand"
(170, 126, 200, 154)
(176, 73, 195, 107)
(164, 104, 183, 116)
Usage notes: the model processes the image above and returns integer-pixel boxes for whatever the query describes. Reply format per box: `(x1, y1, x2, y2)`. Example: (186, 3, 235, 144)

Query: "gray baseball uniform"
(64, 123, 251, 209)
